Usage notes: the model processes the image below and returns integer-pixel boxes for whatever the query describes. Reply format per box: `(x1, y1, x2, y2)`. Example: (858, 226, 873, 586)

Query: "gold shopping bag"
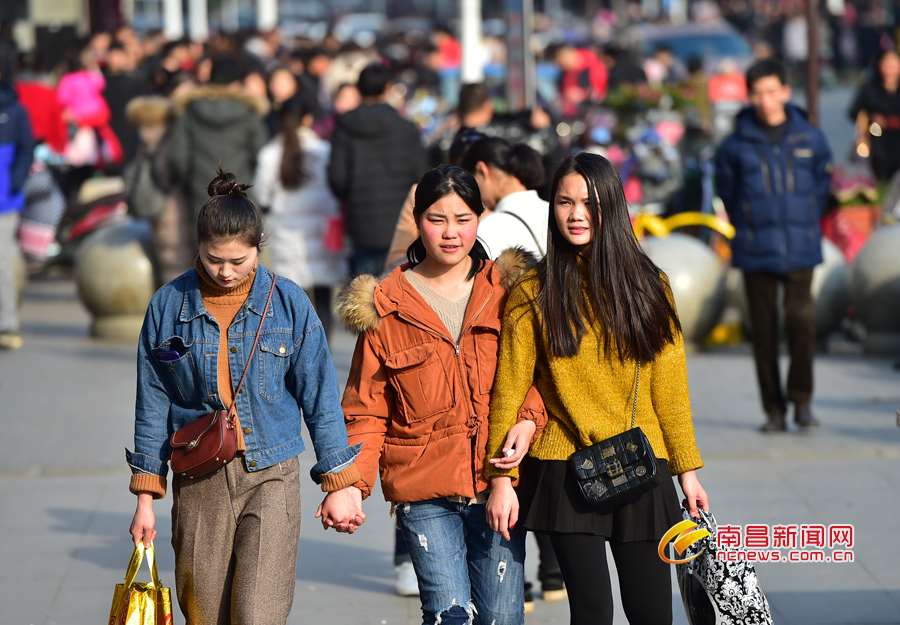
(108, 542, 173, 625)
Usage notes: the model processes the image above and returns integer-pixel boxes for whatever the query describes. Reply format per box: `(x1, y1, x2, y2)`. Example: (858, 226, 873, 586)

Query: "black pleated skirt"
(518, 456, 683, 543)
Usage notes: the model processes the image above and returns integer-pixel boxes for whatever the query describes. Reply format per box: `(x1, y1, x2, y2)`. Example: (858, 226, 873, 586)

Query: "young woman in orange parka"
(337, 164, 544, 625)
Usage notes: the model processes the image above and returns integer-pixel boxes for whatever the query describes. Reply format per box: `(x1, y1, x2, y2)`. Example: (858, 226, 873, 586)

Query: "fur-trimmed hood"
(173, 85, 269, 120)
(126, 96, 172, 126)
(336, 246, 537, 334)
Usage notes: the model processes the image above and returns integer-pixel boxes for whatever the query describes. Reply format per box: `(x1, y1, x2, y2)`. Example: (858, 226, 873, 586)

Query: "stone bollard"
(74, 217, 156, 340)
(849, 224, 900, 354)
(811, 238, 850, 341)
(641, 233, 726, 349)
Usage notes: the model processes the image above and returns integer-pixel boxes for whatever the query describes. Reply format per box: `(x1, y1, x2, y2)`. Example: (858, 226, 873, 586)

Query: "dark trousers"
(351, 247, 388, 277)
(743, 269, 815, 416)
(534, 532, 561, 583)
(310, 286, 333, 340)
(549, 533, 672, 625)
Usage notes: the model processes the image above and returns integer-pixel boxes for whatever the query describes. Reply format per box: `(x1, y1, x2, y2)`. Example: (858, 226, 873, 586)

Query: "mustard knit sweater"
(485, 266, 704, 480)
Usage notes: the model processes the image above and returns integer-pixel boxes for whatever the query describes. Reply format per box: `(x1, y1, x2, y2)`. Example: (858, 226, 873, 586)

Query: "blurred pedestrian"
(849, 48, 900, 184)
(298, 47, 335, 120)
(124, 95, 192, 286)
(264, 66, 299, 136)
(103, 41, 145, 167)
(254, 95, 347, 339)
(601, 43, 648, 92)
(0, 72, 35, 350)
(553, 43, 609, 118)
(13, 52, 67, 156)
(715, 59, 833, 432)
(459, 137, 548, 259)
(57, 48, 124, 171)
(427, 83, 563, 198)
(328, 63, 426, 275)
(166, 55, 269, 250)
(127, 166, 364, 624)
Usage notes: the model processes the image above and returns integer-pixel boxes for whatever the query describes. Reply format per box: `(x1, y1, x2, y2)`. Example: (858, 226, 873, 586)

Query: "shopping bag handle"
(680, 506, 717, 533)
(123, 541, 163, 589)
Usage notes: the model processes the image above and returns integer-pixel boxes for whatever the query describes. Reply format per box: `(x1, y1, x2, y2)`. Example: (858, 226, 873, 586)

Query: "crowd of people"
(1, 1, 898, 624)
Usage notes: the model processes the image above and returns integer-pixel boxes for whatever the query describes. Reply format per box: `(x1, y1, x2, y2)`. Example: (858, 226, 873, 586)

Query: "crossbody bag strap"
(227, 274, 277, 415)
(503, 210, 545, 256)
(629, 360, 641, 430)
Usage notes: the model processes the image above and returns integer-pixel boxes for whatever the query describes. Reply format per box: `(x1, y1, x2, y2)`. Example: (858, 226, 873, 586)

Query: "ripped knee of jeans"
(433, 600, 477, 625)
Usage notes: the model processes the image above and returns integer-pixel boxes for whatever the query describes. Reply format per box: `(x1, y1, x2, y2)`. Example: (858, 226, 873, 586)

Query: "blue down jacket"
(0, 81, 35, 216)
(715, 104, 833, 274)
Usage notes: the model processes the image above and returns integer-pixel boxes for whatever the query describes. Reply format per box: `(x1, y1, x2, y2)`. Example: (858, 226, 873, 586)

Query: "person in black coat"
(849, 48, 900, 184)
(103, 42, 146, 169)
(328, 63, 426, 275)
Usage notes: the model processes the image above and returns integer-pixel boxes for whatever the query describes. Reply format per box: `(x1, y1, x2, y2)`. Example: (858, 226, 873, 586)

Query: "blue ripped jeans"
(396, 498, 526, 625)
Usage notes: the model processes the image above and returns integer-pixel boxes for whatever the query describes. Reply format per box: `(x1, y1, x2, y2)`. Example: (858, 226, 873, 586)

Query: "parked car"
(279, 0, 330, 42)
(622, 21, 754, 72)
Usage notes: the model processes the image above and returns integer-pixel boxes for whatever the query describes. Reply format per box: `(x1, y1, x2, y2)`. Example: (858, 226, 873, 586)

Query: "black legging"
(548, 533, 673, 625)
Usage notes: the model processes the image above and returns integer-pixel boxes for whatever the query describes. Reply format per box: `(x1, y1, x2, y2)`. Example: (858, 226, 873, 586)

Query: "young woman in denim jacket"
(337, 165, 545, 625)
(127, 167, 364, 624)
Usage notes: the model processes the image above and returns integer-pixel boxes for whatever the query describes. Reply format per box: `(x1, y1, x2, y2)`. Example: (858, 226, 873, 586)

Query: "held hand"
(130, 493, 157, 549)
(486, 477, 519, 541)
(488, 421, 536, 470)
(316, 486, 365, 534)
(678, 470, 709, 519)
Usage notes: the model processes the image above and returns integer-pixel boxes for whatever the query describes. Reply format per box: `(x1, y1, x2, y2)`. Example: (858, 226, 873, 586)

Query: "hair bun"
(207, 164, 251, 198)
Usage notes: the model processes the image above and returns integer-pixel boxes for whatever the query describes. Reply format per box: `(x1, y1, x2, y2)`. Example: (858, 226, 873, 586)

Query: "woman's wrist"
(490, 476, 514, 490)
(136, 492, 155, 507)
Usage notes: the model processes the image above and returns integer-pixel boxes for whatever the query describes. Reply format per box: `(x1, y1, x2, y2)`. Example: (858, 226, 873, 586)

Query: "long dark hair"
(278, 94, 313, 190)
(407, 164, 489, 281)
(536, 152, 680, 362)
(458, 137, 545, 190)
(197, 165, 264, 249)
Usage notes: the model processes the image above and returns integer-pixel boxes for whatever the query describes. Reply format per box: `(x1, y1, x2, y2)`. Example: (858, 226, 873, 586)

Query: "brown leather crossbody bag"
(169, 275, 277, 479)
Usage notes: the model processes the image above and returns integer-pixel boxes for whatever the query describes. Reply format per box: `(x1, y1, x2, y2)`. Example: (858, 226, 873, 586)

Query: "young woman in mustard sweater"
(485, 152, 709, 625)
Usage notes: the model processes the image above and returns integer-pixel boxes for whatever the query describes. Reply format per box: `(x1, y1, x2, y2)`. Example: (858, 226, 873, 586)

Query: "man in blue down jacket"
(0, 76, 35, 350)
(715, 59, 833, 433)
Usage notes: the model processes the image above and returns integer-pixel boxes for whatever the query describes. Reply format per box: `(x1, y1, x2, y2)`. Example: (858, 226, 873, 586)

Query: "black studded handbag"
(569, 362, 661, 511)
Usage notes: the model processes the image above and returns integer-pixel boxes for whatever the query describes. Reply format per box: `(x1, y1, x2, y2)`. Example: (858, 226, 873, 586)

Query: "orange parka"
(337, 248, 545, 503)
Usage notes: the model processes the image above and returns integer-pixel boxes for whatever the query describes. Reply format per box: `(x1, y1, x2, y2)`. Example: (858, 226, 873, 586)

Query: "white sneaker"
(395, 561, 419, 596)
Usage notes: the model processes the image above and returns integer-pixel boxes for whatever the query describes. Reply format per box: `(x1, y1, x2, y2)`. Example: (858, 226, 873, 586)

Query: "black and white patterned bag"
(676, 509, 775, 625)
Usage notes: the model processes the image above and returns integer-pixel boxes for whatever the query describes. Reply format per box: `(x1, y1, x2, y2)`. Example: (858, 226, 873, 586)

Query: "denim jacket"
(126, 264, 360, 483)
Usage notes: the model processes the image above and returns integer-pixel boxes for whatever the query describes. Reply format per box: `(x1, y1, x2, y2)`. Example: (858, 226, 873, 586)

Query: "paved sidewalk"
(1, 278, 899, 625)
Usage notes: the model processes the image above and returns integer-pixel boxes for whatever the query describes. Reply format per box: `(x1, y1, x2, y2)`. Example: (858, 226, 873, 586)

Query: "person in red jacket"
(553, 43, 609, 118)
(13, 53, 67, 154)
